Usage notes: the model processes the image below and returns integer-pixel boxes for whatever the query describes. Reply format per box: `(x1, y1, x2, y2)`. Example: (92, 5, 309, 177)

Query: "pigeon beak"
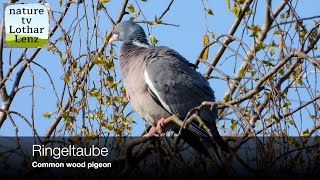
(108, 34, 119, 44)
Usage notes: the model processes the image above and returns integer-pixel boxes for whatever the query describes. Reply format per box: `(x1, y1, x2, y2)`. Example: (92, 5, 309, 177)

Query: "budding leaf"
(202, 34, 209, 60)
(43, 112, 54, 118)
(209, 31, 215, 39)
(149, 35, 159, 46)
(153, 15, 162, 24)
(231, 119, 237, 131)
(204, 8, 214, 15)
(63, 70, 72, 83)
(301, 129, 310, 137)
(226, 0, 231, 9)
(128, 4, 135, 13)
(269, 47, 275, 56)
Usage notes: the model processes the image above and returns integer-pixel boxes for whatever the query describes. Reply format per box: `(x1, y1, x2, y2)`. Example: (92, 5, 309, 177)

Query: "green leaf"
(106, 76, 114, 84)
(271, 114, 280, 123)
(95, 92, 102, 100)
(59, 0, 62, 7)
(149, 35, 159, 46)
(104, 61, 114, 71)
(230, 3, 241, 17)
(105, 76, 115, 88)
(153, 15, 162, 24)
(299, 29, 307, 41)
(257, 41, 266, 50)
(273, 29, 281, 35)
(239, 67, 246, 77)
(250, 32, 258, 38)
(269, 47, 275, 56)
(310, 115, 317, 119)
(295, 78, 303, 85)
(301, 129, 309, 137)
(271, 40, 277, 47)
(280, 12, 290, 19)
(127, 126, 133, 132)
(223, 94, 231, 102)
(97, 2, 103, 11)
(129, 17, 136, 21)
(262, 60, 275, 67)
(245, 8, 255, 15)
(204, 8, 214, 15)
(226, 0, 231, 9)
(287, 119, 295, 125)
(62, 110, 70, 121)
(230, 124, 236, 131)
(202, 34, 209, 60)
(249, 25, 261, 37)
(63, 70, 72, 83)
(279, 68, 284, 76)
(128, 4, 135, 13)
(72, 60, 78, 69)
(281, 102, 291, 107)
(106, 122, 113, 131)
(264, 91, 270, 100)
(250, 25, 261, 32)
(100, 0, 110, 3)
(113, 96, 122, 102)
(61, 58, 67, 65)
(209, 31, 215, 39)
(231, 119, 237, 131)
(89, 88, 97, 96)
(43, 112, 54, 118)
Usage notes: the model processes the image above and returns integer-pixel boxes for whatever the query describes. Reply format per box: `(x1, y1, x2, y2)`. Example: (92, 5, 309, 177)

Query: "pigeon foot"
(146, 118, 166, 136)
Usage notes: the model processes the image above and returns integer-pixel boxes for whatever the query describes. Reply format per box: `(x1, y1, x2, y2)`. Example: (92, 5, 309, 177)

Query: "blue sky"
(0, 0, 319, 136)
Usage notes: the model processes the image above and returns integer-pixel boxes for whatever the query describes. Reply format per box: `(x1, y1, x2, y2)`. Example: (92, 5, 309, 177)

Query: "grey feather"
(144, 46, 229, 152)
(119, 43, 170, 126)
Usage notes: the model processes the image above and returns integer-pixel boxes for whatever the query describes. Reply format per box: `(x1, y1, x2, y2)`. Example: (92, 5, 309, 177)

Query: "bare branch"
(0, 2, 72, 128)
(0, 20, 8, 103)
(45, 0, 130, 138)
(200, 0, 254, 72)
(218, 1, 287, 116)
(159, 0, 175, 20)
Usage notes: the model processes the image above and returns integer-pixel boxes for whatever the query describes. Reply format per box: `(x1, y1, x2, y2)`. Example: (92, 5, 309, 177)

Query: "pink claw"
(155, 118, 166, 134)
(146, 126, 158, 137)
(146, 118, 166, 137)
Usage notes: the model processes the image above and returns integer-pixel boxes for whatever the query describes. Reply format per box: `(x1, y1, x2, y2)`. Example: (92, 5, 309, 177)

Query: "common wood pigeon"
(109, 21, 229, 155)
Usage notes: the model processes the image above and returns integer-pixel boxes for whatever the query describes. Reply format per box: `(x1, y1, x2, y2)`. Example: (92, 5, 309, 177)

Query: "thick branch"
(0, 20, 8, 103)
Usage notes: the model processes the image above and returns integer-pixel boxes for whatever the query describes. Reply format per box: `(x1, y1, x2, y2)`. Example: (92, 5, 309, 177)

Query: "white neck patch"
(132, 41, 150, 48)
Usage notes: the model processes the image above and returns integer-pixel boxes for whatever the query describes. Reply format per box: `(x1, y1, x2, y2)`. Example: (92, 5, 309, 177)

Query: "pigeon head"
(109, 21, 148, 44)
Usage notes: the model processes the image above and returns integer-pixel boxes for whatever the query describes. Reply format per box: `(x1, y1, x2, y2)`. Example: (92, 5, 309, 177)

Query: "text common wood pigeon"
(109, 21, 229, 154)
